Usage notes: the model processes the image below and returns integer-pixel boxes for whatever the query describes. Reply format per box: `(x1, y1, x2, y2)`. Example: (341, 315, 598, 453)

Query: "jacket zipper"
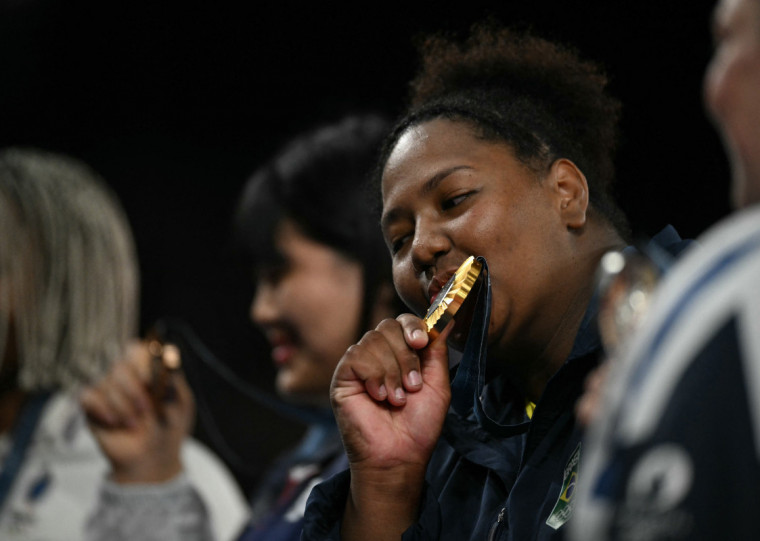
(487, 507, 506, 541)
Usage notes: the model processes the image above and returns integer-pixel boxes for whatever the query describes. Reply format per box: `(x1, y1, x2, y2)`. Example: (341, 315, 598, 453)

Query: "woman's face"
(250, 219, 364, 405)
(381, 118, 578, 361)
(704, 0, 760, 208)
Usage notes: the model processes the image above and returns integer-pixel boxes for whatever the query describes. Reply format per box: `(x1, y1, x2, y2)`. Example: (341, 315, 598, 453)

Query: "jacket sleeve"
(300, 470, 349, 540)
(300, 470, 441, 541)
(401, 484, 442, 541)
(85, 473, 215, 541)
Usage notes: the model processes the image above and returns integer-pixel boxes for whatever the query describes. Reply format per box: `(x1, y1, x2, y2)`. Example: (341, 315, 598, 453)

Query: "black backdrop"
(1, 0, 728, 494)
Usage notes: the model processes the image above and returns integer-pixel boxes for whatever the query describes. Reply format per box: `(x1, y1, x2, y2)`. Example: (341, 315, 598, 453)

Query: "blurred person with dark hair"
(81, 114, 404, 541)
(572, 0, 760, 539)
(300, 23, 690, 541)
(0, 148, 247, 540)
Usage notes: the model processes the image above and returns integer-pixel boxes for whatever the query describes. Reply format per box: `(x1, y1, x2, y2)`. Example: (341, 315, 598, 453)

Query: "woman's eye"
(391, 234, 411, 255)
(257, 262, 289, 285)
(442, 192, 471, 210)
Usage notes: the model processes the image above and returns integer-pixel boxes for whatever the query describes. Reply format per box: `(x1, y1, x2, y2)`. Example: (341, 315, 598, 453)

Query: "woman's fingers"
(342, 329, 411, 406)
(79, 384, 119, 427)
(397, 313, 429, 350)
(80, 341, 161, 428)
(336, 314, 452, 407)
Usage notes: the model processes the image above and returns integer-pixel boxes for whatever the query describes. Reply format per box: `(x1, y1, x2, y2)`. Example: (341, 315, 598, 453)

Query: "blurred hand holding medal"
(146, 337, 183, 422)
(595, 249, 662, 356)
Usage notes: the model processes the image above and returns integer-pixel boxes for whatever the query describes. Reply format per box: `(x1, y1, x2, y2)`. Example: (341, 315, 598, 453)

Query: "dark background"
(1, 0, 728, 495)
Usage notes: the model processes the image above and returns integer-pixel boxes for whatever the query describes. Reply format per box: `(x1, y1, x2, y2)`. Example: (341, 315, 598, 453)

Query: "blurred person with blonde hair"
(0, 148, 246, 540)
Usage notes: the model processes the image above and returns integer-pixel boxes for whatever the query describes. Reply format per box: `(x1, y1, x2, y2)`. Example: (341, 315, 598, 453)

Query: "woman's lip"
(427, 271, 455, 304)
(271, 344, 296, 366)
(427, 281, 442, 304)
(264, 328, 298, 366)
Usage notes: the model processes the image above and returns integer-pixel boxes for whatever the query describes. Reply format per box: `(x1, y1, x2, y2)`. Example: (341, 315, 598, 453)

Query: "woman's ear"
(548, 158, 589, 230)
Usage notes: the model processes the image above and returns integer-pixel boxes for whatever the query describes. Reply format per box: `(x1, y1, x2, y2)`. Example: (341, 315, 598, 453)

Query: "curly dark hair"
(377, 22, 630, 237)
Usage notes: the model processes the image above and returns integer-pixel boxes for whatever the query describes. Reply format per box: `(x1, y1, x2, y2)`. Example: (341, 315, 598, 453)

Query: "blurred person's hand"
(575, 360, 611, 428)
(80, 340, 194, 483)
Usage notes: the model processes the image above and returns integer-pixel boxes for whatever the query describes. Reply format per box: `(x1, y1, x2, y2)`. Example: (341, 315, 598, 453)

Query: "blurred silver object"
(596, 250, 661, 355)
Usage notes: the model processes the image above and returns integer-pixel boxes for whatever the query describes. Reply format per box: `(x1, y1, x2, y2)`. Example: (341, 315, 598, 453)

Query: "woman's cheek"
(399, 288, 425, 317)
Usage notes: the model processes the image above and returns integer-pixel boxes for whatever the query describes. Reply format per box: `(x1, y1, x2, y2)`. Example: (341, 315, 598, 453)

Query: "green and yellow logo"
(546, 442, 581, 530)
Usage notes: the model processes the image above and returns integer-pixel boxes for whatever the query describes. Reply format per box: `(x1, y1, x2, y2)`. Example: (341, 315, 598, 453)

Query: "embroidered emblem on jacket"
(546, 442, 581, 529)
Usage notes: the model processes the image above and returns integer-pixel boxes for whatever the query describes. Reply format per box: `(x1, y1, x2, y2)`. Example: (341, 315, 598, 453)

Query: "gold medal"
(423, 255, 483, 339)
(147, 338, 182, 422)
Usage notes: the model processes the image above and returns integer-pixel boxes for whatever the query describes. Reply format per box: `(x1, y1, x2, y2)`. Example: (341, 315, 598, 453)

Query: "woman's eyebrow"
(380, 207, 403, 233)
(420, 165, 473, 196)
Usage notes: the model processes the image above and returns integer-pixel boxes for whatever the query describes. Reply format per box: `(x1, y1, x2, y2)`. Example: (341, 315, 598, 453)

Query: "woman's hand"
(331, 313, 453, 540)
(79, 340, 195, 484)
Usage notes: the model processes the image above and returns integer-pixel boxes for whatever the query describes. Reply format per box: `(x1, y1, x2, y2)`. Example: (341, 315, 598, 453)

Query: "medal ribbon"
(449, 257, 530, 437)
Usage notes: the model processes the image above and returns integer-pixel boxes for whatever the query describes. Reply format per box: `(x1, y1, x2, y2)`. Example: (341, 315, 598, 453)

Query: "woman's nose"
(410, 218, 450, 275)
(250, 281, 278, 325)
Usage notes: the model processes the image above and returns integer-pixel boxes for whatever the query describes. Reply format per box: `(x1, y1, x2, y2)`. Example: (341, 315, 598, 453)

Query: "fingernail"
(411, 329, 425, 342)
(378, 384, 387, 398)
(395, 388, 406, 402)
(408, 370, 421, 386)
